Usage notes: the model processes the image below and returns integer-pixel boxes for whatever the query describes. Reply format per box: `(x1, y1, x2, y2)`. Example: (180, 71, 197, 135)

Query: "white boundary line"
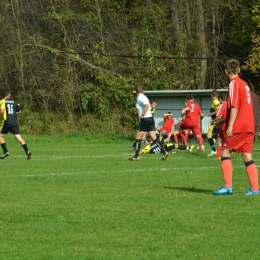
(1, 165, 252, 179)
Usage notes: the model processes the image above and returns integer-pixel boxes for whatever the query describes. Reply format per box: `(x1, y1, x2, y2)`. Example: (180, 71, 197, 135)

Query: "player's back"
(228, 77, 254, 133)
(185, 100, 202, 123)
(4, 98, 20, 126)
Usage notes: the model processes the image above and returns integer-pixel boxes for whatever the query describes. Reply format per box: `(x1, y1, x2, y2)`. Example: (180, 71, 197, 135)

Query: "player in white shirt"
(129, 85, 168, 161)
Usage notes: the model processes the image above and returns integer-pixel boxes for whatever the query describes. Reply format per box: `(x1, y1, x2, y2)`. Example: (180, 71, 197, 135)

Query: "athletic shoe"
(27, 151, 32, 160)
(0, 152, 10, 159)
(207, 151, 217, 157)
(161, 151, 168, 161)
(244, 188, 260, 195)
(189, 144, 195, 152)
(212, 186, 234, 195)
(129, 156, 139, 161)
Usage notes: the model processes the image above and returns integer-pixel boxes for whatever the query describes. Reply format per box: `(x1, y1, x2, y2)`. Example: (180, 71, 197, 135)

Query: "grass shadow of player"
(164, 186, 210, 194)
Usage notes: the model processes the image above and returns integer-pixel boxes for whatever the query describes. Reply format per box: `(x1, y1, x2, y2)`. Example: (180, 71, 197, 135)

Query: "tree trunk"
(197, 0, 207, 89)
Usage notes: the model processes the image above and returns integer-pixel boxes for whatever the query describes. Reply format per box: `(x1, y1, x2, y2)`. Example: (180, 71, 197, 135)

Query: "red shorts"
(222, 132, 254, 153)
(160, 128, 171, 135)
(180, 122, 201, 135)
(218, 129, 227, 140)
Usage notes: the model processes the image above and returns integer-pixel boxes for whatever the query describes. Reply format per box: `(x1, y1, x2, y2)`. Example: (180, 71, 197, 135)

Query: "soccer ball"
(197, 145, 205, 152)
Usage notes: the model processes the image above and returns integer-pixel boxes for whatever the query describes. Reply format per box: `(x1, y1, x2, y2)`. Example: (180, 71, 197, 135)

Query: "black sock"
(208, 138, 216, 151)
(1, 143, 8, 153)
(178, 145, 187, 150)
(22, 144, 29, 154)
(135, 139, 142, 157)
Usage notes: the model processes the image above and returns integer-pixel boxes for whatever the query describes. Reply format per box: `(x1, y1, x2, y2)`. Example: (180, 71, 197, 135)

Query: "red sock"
(216, 145, 222, 158)
(173, 134, 178, 143)
(180, 132, 187, 145)
(197, 136, 203, 144)
(246, 163, 259, 191)
(221, 158, 233, 188)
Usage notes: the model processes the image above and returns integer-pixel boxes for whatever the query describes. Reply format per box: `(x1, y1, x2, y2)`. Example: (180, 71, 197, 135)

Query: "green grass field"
(1, 134, 260, 259)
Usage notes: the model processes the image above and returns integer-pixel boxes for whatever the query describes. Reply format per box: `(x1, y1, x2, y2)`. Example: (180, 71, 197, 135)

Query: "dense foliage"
(0, 0, 259, 134)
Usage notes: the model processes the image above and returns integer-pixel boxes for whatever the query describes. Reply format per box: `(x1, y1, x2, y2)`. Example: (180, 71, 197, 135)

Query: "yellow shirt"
(0, 98, 6, 120)
(210, 99, 220, 119)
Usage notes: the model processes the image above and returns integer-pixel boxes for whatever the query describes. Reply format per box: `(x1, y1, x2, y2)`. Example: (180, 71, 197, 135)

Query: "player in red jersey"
(164, 114, 191, 146)
(156, 112, 175, 140)
(179, 94, 204, 151)
(211, 93, 228, 159)
(213, 59, 260, 195)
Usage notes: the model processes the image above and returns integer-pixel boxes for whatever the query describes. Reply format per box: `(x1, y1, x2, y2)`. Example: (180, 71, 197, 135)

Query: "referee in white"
(129, 85, 168, 161)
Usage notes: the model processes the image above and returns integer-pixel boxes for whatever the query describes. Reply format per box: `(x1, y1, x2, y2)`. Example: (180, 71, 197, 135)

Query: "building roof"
(142, 89, 228, 97)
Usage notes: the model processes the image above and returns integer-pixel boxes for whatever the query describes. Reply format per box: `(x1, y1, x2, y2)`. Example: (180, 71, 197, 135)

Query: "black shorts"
(138, 117, 155, 132)
(1, 126, 20, 135)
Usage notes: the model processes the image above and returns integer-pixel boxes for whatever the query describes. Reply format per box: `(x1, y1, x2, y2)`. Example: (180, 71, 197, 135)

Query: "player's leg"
(212, 148, 234, 195)
(173, 131, 179, 143)
(207, 125, 216, 156)
(14, 134, 31, 160)
(179, 131, 188, 146)
(149, 130, 168, 161)
(216, 130, 225, 159)
(129, 130, 145, 160)
(242, 134, 260, 194)
(165, 144, 175, 153)
(11, 126, 31, 159)
(243, 153, 259, 193)
(216, 136, 222, 159)
(0, 133, 9, 159)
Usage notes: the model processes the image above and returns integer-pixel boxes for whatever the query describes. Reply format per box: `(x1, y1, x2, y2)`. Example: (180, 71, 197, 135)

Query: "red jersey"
(161, 117, 175, 134)
(184, 100, 203, 124)
(216, 102, 227, 131)
(226, 77, 255, 133)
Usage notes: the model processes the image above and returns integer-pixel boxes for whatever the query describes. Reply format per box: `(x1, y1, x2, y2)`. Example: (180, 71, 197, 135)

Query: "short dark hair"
(225, 59, 240, 75)
(219, 93, 228, 101)
(3, 90, 11, 98)
(186, 94, 194, 100)
(136, 85, 144, 94)
(211, 89, 219, 97)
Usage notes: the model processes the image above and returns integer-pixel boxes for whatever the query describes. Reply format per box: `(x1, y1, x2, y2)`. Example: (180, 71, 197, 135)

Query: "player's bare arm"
(181, 107, 190, 115)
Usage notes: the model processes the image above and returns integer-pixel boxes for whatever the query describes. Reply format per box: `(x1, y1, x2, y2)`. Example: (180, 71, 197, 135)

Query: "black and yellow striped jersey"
(0, 98, 21, 127)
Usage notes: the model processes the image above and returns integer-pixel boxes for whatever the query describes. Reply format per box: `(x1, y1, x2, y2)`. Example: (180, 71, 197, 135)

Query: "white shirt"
(136, 93, 152, 118)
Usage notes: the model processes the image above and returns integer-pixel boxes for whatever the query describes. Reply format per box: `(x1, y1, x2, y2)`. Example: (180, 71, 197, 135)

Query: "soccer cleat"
(161, 151, 168, 161)
(129, 156, 139, 161)
(0, 152, 10, 159)
(212, 186, 234, 195)
(207, 151, 217, 157)
(244, 189, 260, 195)
(189, 144, 195, 152)
(198, 144, 203, 152)
(27, 151, 32, 160)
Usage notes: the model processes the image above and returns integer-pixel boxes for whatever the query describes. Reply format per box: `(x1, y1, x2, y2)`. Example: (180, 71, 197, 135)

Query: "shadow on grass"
(164, 186, 211, 194)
